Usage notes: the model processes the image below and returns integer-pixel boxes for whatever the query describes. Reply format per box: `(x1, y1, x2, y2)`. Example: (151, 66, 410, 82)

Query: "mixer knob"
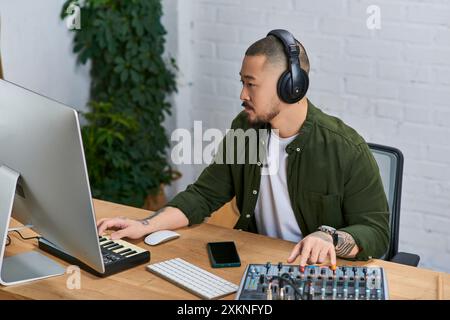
(267, 284, 273, 300)
(280, 287, 285, 300)
(259, 274, 265, 284)
(309, 284, 315, 300)
(330, 264, 337, 275)
(377, 289, 382, 300)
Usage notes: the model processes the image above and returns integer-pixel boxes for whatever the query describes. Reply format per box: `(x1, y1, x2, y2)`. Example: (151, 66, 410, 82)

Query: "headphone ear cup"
(277, 70, 309, 104)
(298, 68, 309, 101)
(277, 70, 294, 104)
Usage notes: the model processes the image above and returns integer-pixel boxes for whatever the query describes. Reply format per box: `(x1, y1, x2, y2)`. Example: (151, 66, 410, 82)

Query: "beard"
(243, 99, 281, 126)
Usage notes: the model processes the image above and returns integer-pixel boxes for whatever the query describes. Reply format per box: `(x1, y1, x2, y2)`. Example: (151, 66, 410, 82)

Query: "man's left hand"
(287, 231, 337, 267)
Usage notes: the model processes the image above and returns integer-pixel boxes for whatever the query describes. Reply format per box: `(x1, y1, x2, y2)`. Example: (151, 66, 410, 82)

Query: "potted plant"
(62, 0, 177, 209)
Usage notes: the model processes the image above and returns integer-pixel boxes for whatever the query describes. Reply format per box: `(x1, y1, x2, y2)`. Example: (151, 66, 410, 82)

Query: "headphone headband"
(267, 29, 299, 59)
(266, 29, 309, 103)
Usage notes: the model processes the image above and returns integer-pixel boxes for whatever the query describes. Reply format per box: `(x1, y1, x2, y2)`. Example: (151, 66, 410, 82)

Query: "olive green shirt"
(167, 100, 390, 260)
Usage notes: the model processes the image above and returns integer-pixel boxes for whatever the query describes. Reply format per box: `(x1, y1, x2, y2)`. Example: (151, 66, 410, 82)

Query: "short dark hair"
(245, 35, 310, 74)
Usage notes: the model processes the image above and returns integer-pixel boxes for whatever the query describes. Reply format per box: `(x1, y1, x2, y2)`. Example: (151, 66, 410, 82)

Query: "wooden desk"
(1, 199, 449, 300)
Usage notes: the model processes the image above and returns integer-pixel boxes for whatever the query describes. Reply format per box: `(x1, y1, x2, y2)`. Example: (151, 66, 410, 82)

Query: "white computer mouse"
(144, 230, 180, 246)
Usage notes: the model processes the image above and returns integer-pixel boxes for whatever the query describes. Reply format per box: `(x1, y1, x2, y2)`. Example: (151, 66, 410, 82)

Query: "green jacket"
(167, 100, 390, 260)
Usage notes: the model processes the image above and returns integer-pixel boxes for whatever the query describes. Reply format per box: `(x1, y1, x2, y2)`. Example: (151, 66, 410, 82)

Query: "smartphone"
(207, 241, 241, 268)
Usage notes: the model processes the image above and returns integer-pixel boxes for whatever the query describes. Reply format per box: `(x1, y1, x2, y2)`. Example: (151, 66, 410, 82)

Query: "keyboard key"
(101, 241, 114, 247)
(111, 245, 124, 252)
(118, 248, 132, 255)
(107, 244, 121, 250)
(124, 250, 137, 257)
(104, 242, 118, 249)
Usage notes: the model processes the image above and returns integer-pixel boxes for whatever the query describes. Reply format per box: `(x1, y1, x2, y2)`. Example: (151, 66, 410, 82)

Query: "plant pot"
(143, 169, 182, 211)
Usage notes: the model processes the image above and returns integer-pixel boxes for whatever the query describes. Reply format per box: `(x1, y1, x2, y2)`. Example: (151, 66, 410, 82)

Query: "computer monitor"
(0, 79, 104, 285)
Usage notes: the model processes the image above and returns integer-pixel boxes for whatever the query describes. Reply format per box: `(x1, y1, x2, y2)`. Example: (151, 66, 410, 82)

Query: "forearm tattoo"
(335, 231, 357, 257)
(139, 208, 166, 226)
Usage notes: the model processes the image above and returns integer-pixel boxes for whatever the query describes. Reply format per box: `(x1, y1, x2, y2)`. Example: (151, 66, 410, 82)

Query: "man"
(97, 30, 389, 268)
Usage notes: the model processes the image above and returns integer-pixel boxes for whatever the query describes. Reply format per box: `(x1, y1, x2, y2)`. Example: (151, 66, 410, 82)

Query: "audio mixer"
(236, 263, 389, 300)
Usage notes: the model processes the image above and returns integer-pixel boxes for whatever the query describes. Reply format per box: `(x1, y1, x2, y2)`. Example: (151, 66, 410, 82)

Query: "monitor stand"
(0, 166, 65, 286)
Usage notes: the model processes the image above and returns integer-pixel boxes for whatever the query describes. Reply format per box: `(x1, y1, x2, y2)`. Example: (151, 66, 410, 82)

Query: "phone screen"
(207, 241, 241, 267)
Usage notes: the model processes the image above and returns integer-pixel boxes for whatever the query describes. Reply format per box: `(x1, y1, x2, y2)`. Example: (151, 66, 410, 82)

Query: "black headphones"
(267, 29, 309, 104)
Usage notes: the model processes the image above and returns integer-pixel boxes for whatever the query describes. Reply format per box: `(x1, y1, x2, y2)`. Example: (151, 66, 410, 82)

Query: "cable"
(271, 273, 304, 299)
(8, 229, 40, 242)
(8, 224, 33, 232)
(4, 229, 39, 247)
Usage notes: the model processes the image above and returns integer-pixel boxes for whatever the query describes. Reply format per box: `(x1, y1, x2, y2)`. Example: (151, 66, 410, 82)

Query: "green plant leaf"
(120, 70, 129, 82)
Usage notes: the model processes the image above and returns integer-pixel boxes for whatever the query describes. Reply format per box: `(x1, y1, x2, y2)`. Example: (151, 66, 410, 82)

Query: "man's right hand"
(97, 217, 151, 240)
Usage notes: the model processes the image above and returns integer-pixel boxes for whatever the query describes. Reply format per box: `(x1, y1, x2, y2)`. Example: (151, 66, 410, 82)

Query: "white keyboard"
(147, 258, 239, 300)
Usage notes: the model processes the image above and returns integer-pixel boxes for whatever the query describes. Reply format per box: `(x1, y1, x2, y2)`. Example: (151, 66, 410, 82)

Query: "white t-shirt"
(254, 129, 303, 243)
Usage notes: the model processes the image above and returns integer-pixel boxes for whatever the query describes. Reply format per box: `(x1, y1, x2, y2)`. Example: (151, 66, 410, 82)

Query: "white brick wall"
(0, 0, 90, 112)
(163, 0, 450, 273)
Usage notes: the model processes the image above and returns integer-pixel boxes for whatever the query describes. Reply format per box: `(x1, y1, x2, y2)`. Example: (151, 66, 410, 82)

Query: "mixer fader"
(236, 263, 389, 300)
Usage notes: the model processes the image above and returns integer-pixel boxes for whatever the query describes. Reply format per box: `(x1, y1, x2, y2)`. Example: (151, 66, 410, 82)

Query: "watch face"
(320, 225, 335, 233)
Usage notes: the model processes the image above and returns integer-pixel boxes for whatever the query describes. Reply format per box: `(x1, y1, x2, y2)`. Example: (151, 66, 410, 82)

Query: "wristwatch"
(318, 225, 339, 247)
